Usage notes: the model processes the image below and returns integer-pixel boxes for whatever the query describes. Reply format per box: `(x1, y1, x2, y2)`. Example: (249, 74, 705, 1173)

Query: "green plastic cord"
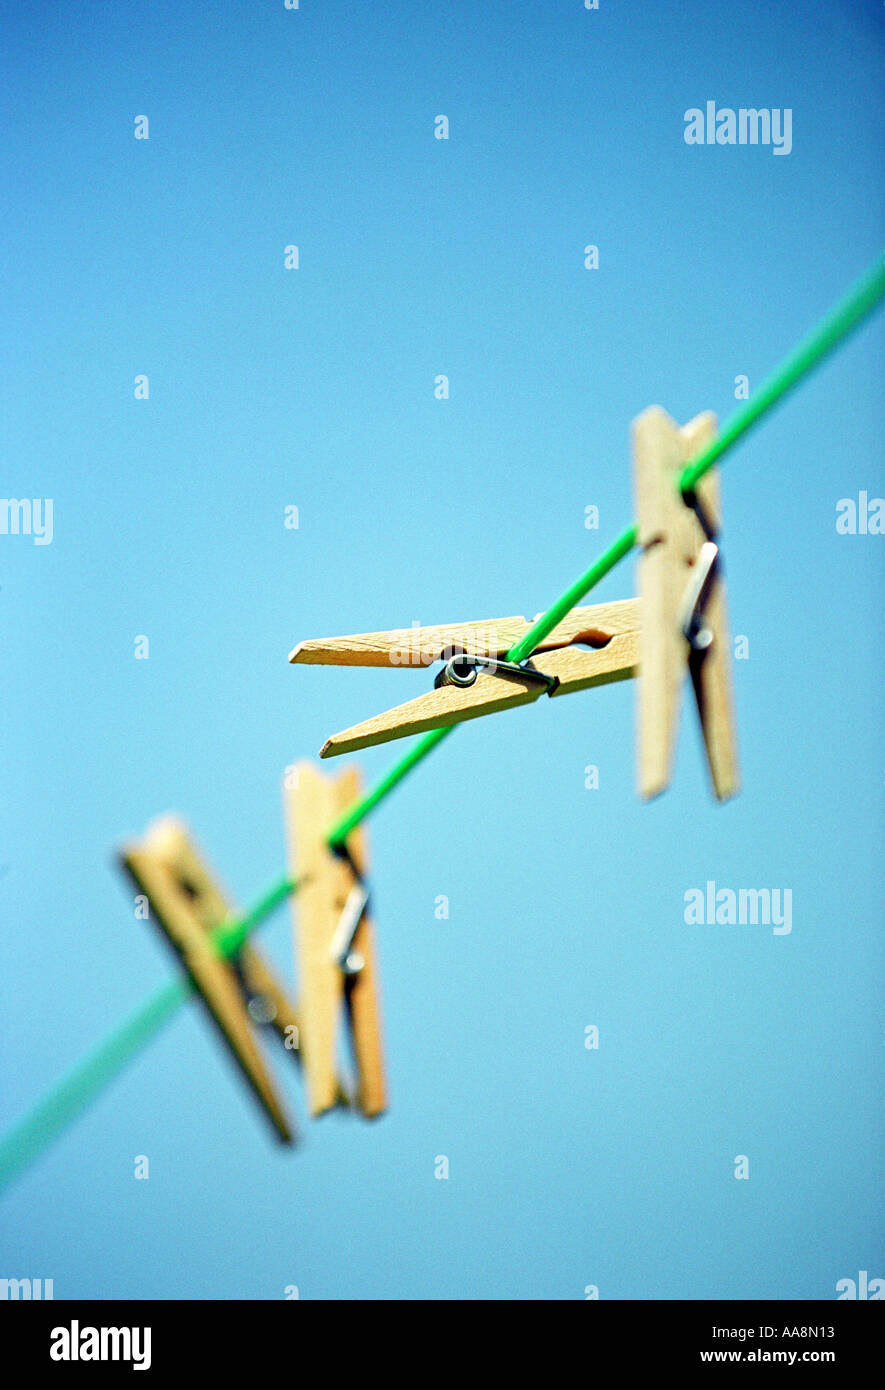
(0, 977, 188, 1193)
(326, 726, 455, 846)
(1, 252, 882, 1194)
(332, 250, 885, 832)
(210, 874, 294, 957)
(0, 876, 294, 1192)
(679, 252, 885, 495)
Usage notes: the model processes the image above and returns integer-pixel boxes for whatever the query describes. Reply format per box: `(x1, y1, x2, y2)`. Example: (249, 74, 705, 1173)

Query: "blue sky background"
(1, 0, 882, 1299)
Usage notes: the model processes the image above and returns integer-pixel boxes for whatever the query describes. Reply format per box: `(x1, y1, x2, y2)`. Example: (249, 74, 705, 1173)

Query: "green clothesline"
(327, 250, 885, 843)
(0, 877, 294, 1192)
(1, 251, 882, 1195)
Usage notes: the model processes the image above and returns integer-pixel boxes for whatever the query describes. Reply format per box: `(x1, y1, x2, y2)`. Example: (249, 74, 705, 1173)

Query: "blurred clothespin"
(632, 406, 739, 801)
(283, 763, 386, 1119)
(120, 817, 300, 1142)
(290, 599, 640, 757)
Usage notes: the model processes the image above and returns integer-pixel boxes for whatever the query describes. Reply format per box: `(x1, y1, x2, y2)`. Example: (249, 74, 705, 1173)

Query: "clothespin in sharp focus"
(283, 762, 387, 1118)
(290, 599, 641, 757)
(633, 406, 740, 801)
(120, 817, 301, 1142)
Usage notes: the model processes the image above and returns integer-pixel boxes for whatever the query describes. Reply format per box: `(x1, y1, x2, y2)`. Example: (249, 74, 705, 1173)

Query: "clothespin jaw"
(120, 816, 299, 1143)
(633, 407, 740, 801)
(292, 599, 641, 758)
(283, 763, 387, 1119)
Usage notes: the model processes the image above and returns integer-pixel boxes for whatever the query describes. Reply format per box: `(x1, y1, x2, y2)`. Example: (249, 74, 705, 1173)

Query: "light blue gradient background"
(1, 1, 882, 1300)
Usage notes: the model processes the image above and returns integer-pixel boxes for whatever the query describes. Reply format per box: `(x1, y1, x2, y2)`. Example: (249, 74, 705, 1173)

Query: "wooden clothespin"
(120, 816, 300, 1142)
(633, 406, 739, 801)
(283, 763, 386, 1118)
(290, 599, 640, 757)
